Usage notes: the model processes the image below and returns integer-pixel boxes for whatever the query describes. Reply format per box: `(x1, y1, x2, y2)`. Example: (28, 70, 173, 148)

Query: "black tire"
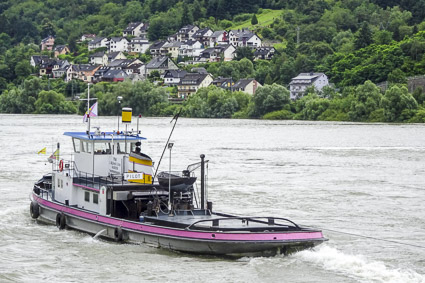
(60, 213, 66, 229)
(30, 202, 40, 219)
(114, 227, 123, 242)
(56, 213, 66, 230)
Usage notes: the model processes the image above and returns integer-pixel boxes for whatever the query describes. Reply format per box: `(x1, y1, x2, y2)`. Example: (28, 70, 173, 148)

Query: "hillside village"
(31, 22, 329, 100)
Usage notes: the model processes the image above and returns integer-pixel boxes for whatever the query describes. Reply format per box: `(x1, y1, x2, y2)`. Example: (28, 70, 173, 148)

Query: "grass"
(272, 42, 286, 51)
(231, 9, 283, 30)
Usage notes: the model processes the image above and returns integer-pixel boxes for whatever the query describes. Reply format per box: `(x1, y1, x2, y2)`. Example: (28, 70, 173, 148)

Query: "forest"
(1, 0, 425, 122)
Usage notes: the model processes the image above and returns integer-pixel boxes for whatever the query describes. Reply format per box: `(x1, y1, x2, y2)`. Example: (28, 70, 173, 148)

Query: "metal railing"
(186, 216, 300, 230)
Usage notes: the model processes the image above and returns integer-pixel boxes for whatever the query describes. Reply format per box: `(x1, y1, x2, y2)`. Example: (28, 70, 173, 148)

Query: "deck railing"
(186, 216, 300, 230)
(58, 160, 149, 189)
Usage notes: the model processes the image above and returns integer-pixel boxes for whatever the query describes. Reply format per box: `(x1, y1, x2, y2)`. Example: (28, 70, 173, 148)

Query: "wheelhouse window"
(81, 142, 92, 153)
(72, 138, 80, 153)
(93, 193, 99, 204)
(94, 142, 112, 154)
(84, 191, 90, 202)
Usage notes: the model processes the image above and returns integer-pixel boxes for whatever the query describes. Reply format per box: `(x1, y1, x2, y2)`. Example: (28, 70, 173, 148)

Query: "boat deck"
(143, 210, 300, 232)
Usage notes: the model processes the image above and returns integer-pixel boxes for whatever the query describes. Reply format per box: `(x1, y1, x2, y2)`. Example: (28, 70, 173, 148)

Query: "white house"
(196, 44, 235, 62)
(145, 56, 179, 76)
(233, 78, 262, 95)
(221, 44, 236, 61)
(80, 34, 96, 42)
(179, 40, 203, 57)
(209, 31, 229, 47)
(163, 70, 188, 86)
(192, 28, 213, 47)
(30, 55, 49, 67)
(162, 41, 183, 59)
(88, 37, 109, 51)
(177, 25, 199, 42)
(254, 47, 276, 60)
(109, 37, 129, 52)
(89, 52, 108, 66)
(107, 51, 127, 63)
(177, 73, 213, 99)
(123, 22, 147, 37)
(123, 63, 145, 77)
(289, 73, 329, 99)
(129, 37, 150, 53)
(229, 30, 262, 48)
(149, 40, 167, 57)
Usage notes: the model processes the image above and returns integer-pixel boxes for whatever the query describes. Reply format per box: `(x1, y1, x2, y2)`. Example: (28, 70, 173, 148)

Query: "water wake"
(296, 245, 425, 283)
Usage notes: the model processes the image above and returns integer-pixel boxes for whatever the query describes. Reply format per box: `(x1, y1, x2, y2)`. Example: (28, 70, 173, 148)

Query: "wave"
(295, 245, 425, 283)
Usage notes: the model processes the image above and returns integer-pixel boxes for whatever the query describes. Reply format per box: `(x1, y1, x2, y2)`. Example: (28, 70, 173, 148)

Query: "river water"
(0, 114, 424, 282)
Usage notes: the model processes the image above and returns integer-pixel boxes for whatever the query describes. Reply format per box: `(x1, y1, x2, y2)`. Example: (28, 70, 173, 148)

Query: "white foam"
(296, 245, 425, 283)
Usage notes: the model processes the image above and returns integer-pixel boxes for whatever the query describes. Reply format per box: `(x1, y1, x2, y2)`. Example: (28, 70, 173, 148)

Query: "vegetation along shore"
(1, 0, 425, 122)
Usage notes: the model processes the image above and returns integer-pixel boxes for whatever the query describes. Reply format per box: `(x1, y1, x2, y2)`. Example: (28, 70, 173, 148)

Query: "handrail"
(59, 160, 149, 189)
(185, 216, 300, 230)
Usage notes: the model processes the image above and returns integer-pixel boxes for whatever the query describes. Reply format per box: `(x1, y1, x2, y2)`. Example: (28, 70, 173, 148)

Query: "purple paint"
(34, 194, 324, 242)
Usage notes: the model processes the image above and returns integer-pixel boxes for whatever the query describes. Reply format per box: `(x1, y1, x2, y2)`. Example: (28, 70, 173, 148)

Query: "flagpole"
(87, 83, 90, 135)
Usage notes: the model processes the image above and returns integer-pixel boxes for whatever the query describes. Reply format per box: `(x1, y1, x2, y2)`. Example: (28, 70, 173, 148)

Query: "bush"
(233, 14, 252, 23)
(409, 108, 425, 122)
(262, 109, 293, 120)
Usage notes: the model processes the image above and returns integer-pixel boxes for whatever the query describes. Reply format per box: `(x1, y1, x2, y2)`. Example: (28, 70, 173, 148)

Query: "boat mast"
(87, 83, 90, 134)
(80, 83, 97, 135)
(153, 108, 182, 181)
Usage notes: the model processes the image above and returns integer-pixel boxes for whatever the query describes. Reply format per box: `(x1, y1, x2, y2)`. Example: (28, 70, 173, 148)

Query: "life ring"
(30, 202, 40, 219)
(59, 160, 64, 172)
(56, 213, 66, 229)
(114, 227, 123, 242)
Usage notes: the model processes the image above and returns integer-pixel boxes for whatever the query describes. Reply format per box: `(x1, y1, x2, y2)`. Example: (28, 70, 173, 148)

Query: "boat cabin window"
(94, 142, 112, 154)
(117, 142, 138, 154)
(130, 142, 137, 153)
(93, 193, 98, 204)
(72, 138, 81, 153)
(84, 191, 90, 202)
(117, 142, 125, 154)
(81, 142, 92, 154)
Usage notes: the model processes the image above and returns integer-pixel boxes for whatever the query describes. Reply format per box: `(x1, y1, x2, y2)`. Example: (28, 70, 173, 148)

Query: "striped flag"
(83, 102, 98, 122)
(48, 149, 59, 161)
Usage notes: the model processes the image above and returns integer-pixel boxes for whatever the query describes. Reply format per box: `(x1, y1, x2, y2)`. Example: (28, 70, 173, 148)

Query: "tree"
(355, 22, 373, 49)
(264, 73, 273, 85)
(381, 85, 418, 122)
(348, 80, 383, 121)
(41, 18, 55, 37)
(192, 0, 204, 21)
(251, 14, 258, 25)
(387, 68, 407, 84)
(235, 47, 254, 61)
(14, 61, 32, 81)
(251, 83, 290, 117)
(34, 90, 76, 114)
(181, 2, 193, 27)
(412, 86, 425, 105)
(238, 58, 255, 79)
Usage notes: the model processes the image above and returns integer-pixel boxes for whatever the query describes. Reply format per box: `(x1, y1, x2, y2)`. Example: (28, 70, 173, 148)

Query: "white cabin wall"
(53, 172, 73, 203)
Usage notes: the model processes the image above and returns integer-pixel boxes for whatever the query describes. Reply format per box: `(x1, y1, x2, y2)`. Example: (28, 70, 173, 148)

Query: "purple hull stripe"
(73, 183, 100, 192)
(34, 194, 324, 241)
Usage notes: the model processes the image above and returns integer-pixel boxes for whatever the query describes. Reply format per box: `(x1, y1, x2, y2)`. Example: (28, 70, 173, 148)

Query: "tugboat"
(30, 97, 326, 257)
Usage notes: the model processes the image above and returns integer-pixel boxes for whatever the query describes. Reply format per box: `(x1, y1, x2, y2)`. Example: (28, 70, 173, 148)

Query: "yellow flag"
(38, 147, 46, 154)
(49, 149, 59, 160)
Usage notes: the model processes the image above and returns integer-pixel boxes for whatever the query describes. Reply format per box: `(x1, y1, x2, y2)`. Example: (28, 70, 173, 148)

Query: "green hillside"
(1, 0, 425, 122)
(232, 9, 284, 30)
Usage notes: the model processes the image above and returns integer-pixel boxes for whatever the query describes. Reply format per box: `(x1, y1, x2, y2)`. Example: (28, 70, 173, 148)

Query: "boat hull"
(31, 193, 326, 256)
